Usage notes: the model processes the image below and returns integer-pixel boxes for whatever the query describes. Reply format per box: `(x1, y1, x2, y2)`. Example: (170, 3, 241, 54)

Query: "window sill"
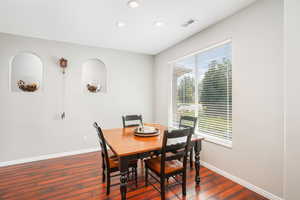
(169, 124, 232, 148)
(196, 132, 232, 148)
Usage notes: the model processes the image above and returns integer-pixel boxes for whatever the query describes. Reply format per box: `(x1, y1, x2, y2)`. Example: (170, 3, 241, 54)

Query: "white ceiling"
(0, 0, 257, 55)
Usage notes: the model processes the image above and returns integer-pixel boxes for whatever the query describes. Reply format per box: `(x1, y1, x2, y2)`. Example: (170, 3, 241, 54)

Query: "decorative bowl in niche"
(17, 80, 39, 92)
(87, 83, 102, 93)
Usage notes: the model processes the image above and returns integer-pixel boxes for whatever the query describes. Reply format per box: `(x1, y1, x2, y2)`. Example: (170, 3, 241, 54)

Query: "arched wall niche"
(82, 58, 107, 93)
(10, 52, 43, 93)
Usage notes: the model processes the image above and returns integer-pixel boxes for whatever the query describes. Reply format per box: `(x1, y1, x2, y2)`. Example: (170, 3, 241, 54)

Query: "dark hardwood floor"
(0, 152, 268, 200)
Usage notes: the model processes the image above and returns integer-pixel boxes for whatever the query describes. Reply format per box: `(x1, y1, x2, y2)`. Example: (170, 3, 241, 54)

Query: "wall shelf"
(82, 58, 107, 93)
(10, 52, 43, 93)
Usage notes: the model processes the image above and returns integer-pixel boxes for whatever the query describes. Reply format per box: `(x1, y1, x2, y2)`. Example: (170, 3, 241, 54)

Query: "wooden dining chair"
(93, 122, 138, 195)
(144, 128, 193, 200)
(179, 116, 197, 168)
(122, 114, 143, 128)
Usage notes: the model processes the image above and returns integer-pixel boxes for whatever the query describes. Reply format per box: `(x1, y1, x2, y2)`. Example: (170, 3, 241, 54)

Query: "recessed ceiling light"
(116, 21, 126, 28)
(154, 21, 165, 27)
(127, 0, 140, 8)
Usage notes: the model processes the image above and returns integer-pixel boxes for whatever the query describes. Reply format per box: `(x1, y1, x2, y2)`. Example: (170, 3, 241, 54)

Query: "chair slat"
(165, 143, 186, 152)
(165, 151, 185, 161)
(165, 129, 190, 138)
(122, 115, 143, 128)
(179, 116, 197, 133)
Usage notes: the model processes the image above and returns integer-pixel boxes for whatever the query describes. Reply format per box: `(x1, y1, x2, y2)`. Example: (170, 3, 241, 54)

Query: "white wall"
(154, 0, 283, 198)
(0, 33, 154, 162)
(284, 0, 300, 199)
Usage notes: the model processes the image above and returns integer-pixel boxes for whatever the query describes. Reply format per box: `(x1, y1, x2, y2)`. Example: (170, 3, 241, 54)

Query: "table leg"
(194, 140, 202, 185)
(119, 157, 129, 200)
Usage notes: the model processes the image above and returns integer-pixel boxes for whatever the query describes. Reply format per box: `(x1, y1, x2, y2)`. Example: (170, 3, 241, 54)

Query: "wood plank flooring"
(0, 152, 269, 200)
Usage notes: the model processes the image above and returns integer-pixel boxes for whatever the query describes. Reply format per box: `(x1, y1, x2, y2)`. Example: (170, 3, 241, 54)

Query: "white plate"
(134, 131, 160, 137)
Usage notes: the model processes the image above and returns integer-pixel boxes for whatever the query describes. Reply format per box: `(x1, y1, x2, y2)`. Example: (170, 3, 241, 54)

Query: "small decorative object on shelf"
(87, 83, 102, 93)
(17, 80, 39, 92)
(59, 57, 68, 74)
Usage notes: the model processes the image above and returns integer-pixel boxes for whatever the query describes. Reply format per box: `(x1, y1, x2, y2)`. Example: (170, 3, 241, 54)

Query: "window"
(171, 41, 232, 145)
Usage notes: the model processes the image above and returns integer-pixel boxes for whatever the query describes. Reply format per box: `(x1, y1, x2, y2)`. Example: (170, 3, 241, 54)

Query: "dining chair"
(144, 128, 193, 200)
(122, 114, 143, 128)
(93, 122, 138, 195)
(179, 116, 197, 168)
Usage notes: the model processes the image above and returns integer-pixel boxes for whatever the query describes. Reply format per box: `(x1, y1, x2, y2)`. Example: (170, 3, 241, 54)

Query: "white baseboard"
(0, 147, 100, 167)
(201, 160, 283, 200)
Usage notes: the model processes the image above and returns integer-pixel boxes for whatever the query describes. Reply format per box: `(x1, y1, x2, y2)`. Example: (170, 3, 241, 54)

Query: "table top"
(102, 123, 204, 157)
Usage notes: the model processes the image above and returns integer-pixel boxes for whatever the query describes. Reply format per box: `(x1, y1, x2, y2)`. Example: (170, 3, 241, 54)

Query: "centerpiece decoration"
(134, 125, 160, 137)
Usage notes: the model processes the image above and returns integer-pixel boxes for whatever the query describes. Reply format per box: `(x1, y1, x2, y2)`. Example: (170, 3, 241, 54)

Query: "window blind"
(172, 41, 232, 141)
(197, 55, 232, 140)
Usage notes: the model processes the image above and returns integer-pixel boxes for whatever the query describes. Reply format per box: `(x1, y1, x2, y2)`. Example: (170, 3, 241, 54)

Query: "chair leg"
(160, 177, 166, 200)
(182, 171, 187, 196)
(145, 166, 149, 186)
(127, 170, 130, 181)
(135, 167, 138, 187)
(102, 154, 106, 182)
(190, 150, 193, 168)
(102, 169, 106, 183)
(106, 171, 110, 195)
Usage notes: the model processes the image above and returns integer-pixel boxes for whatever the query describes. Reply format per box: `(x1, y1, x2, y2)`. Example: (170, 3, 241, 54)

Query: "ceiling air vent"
(181, 19, 198, 27)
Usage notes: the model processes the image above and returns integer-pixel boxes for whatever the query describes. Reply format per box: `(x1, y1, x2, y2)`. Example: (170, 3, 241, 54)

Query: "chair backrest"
(179, 116, 197, 133)
(93, 122, 110, 169)
(160, 128, 193, 175)
(122, 115, 143, 128)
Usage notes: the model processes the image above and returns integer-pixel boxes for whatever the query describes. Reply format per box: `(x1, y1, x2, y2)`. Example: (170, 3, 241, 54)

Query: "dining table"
(102, 123, 204, 200)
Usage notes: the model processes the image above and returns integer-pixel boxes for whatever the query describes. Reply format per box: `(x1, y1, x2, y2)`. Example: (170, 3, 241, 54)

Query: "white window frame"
(168, 39, 233, 148)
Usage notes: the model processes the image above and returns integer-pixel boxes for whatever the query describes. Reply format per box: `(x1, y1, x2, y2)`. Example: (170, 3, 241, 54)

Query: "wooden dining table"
(102, 123, 204, 200)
